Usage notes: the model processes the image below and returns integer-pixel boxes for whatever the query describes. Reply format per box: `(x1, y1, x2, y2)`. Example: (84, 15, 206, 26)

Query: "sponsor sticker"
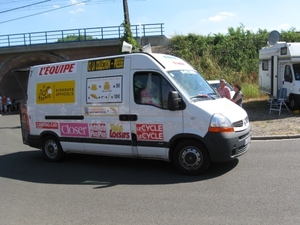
(60, 123, 89, 137)
(38, 63, 76, 76)
(84, 106, 118, 116)
(36, 80, 75, 104)
(109, 124, 130, 139)
(36, 122, 58, 129)
(136, 124, 164, 141)
(87, 76, 122, 103)
(89, 123, 107, 138)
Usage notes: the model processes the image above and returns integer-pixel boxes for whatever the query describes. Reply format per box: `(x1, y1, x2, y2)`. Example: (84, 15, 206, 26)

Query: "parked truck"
(259, 31, 300, 110)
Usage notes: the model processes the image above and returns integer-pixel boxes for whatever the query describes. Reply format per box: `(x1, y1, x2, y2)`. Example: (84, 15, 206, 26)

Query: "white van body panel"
(20, 52, 251, 175)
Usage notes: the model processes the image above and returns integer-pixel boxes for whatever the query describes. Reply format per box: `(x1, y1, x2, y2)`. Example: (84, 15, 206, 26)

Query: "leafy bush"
(170, 25, 300, 98)
(57, 34, 94, 42)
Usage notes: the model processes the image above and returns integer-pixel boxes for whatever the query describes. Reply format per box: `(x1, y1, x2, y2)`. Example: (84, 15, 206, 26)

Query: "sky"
(1, 0, 300, 38)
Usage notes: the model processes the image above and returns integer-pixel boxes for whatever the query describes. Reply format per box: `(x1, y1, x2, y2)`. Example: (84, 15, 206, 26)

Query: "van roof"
(31, 52, 196, 72)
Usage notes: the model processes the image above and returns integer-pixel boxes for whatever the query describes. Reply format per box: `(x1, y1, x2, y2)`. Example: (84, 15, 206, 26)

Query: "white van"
(20, 51, 251, 175)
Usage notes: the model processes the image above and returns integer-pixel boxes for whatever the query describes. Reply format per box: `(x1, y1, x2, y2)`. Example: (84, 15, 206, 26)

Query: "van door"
(282, 64, 294, 96)
(130, 71, 183, 159)
(82, 57, 134, 156)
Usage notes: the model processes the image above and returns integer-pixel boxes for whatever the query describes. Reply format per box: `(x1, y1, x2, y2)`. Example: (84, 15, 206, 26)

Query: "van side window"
(262, 60, 268, 70)
(292, 64, 300, 80)
(134, 72, 174, 109)
(284, 65, 293, 83)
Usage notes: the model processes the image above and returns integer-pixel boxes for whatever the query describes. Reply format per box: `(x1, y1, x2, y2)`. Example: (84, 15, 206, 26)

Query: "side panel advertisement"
(60, 123, 89, 137)
(136, 124, 164, 141)
(87, 76, 122, 103)
(36, 80, 75, 104)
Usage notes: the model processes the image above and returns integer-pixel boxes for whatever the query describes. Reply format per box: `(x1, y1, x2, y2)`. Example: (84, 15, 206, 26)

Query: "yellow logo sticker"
(36, 80, 75, 104)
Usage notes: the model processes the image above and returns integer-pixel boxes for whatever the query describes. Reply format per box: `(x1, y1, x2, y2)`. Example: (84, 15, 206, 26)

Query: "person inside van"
(231, 83, 243, 107)
(140, 73, 162, 107)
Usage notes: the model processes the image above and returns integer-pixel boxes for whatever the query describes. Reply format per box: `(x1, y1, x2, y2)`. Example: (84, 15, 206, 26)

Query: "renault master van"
(20, 50, 251, 175)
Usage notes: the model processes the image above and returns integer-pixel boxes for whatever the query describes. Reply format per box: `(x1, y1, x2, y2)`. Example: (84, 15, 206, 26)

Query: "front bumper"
(203, 125, 252, 162)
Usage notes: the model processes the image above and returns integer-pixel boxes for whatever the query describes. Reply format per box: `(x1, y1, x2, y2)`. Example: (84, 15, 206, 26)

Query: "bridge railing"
(0, 23, 164, 47)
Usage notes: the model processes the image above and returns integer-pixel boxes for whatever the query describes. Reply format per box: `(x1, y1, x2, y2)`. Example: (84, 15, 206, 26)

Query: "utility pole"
(123, 0, 130, 25)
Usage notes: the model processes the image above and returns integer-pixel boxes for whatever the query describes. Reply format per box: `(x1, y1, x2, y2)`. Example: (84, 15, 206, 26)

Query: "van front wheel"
(173, 140, 210, 175)
(42, 136, 65, 162)
(289, 95, 299, 111)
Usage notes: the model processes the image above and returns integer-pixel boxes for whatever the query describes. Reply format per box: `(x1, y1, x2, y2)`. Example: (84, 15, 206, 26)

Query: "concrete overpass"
(0, 24, 169, 101)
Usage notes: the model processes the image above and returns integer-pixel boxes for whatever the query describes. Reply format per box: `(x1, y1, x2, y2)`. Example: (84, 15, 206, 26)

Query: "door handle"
(119, 114, 138, 121)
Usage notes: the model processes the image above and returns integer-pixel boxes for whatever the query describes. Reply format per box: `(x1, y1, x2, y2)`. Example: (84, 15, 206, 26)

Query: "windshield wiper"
(190, 93, 216, 100)
(206, 93, 216, 99)
(190, 94, 209, 99)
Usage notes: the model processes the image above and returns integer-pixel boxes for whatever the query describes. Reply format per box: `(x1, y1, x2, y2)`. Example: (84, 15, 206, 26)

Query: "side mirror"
(168, 91, 185, 111)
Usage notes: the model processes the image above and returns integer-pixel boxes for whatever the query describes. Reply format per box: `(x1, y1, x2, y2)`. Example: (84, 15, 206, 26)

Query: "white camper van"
(20, 46, 251, 175)
(259, 31, 300, 110)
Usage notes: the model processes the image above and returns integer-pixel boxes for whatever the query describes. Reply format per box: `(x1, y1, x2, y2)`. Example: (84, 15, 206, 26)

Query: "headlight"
(208, 113, 234, 133)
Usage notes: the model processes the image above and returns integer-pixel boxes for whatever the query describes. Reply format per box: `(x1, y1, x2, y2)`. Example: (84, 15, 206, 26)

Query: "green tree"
(57, 34, 93, 42)
(119, 22, 138, 53)
(170, 26, 300, 86)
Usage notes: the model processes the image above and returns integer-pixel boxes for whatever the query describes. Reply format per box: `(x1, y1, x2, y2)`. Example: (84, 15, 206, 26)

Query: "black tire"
(172, 140, 210, 175)
(42, 135, 65, 162)
(289, 95, 299, 111)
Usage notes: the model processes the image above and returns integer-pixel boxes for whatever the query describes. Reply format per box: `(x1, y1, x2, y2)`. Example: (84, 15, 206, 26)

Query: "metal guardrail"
(0, 23, 164, 47)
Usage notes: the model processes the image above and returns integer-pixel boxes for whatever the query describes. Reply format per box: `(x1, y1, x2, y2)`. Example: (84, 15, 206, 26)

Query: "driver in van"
(140, 73, 162, 107)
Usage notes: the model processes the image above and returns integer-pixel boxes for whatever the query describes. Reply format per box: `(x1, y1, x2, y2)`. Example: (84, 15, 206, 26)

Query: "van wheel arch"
(169, 138, 211, 175)
(42, 135, 65, 162)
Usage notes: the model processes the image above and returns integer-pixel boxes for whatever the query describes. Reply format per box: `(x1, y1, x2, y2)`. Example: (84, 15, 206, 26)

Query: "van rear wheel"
(173, 140, 210, 175)
(42, 135, 65, 162)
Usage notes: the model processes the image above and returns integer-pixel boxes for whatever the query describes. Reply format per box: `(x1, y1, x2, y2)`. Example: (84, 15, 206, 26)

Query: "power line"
(0, 0, 92, 25)
(0, 0, 51, 14)
(0, 0, 145, 25)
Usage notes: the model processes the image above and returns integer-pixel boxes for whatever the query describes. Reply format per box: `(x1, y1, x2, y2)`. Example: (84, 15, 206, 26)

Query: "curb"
(252, 134, 300, 140)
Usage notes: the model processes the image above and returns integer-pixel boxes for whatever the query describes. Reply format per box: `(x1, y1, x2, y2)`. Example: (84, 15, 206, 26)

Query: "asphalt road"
(1, 114, 300, 225)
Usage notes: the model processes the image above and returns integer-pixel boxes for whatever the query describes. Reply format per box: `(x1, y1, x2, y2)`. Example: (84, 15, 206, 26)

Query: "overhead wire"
(0, 0, 51, 14)
(0, 0, 145, 25)
(0, 0, 93, 25)
(1, 0, 142, 12)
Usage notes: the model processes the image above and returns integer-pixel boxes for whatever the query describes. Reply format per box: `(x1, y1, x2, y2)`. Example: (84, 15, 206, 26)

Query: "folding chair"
(269, 88, 291, 115)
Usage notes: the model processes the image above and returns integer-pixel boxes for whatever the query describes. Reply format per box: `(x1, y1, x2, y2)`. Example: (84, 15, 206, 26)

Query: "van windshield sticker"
(162, 55, 185, 66)
(87, 76, 122, 103)
(87, 57, 124, 71)
(38, 63, 76, 76)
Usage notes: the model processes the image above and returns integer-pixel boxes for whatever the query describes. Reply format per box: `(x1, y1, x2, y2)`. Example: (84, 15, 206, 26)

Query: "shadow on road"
(0, 125, 21, 130)
(0, 150, 239, 188)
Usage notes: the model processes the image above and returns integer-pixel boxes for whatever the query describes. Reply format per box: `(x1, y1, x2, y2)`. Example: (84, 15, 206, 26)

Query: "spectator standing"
(217, 79, 231, 99)
(6, 96, 12, 113)
(2, 95, 7, 113)
(231, 84, 243, 107)
(0, 94, 2, 114)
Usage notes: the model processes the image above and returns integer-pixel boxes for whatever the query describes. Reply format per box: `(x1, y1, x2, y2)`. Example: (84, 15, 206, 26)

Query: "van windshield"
(293, 64, 300, 80)
(168, 70, 219, 99)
